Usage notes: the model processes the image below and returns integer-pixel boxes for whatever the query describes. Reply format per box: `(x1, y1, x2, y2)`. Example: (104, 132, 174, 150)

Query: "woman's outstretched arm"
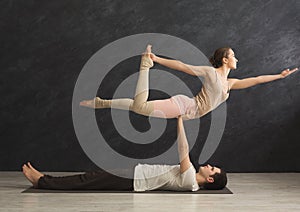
(150, 53, 211, 76)
(229, 68, 298, 90)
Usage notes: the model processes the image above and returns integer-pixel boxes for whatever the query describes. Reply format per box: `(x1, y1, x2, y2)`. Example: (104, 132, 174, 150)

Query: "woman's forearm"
(155, 56, 185, 71)
(257, 74, 283, 84)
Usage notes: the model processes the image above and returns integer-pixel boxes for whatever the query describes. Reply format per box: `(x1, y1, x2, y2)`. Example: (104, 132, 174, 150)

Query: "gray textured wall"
(1, 0, 299, 172)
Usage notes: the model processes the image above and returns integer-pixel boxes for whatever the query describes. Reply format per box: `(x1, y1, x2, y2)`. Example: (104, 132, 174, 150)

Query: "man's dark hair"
(202, 169, 227, 190)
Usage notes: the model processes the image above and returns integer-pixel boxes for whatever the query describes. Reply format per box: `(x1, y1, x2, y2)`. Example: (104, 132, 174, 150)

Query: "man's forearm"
(177, 118, 189, 162)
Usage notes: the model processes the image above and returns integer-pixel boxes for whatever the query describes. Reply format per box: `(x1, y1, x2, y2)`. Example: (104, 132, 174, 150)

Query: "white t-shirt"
(133, 163, 199, 192)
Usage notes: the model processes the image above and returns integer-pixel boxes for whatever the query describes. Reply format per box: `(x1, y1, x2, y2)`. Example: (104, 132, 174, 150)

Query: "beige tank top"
(194, 68, 230, 117)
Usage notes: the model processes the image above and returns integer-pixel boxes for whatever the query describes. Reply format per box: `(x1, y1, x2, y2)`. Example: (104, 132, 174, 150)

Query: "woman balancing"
(80, 45, 298, 119)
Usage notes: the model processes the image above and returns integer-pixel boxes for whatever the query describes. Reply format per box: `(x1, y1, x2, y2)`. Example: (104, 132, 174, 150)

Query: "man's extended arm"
(177, 116, 192, 173)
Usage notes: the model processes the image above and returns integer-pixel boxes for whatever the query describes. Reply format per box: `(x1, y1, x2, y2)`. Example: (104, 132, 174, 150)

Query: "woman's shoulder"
(200, 65, 215, 71)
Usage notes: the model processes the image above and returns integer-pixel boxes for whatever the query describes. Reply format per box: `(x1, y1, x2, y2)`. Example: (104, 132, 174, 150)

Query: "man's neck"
(195, 173, 206, 186)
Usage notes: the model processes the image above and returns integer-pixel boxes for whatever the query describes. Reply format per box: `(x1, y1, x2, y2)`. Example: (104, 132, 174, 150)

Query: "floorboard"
(0, 172, 299, 211)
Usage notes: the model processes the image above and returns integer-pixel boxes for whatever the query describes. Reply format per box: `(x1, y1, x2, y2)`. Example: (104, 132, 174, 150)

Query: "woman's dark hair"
(202, 168, 227, 190)
(209, 47, 232, 68)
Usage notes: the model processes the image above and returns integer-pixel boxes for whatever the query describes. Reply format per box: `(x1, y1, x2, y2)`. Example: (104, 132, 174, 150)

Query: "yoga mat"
(22, 187, 233, 194)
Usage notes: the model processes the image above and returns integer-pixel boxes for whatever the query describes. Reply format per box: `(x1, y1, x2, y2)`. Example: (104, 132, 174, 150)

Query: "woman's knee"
(130, 102, 154, 116)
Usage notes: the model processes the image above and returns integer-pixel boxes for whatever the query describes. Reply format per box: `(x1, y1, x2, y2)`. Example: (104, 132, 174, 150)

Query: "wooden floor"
(0, 172, 299, 211)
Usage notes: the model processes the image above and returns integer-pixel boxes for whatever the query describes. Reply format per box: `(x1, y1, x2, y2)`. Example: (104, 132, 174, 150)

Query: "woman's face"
(225, 49, 238, 69)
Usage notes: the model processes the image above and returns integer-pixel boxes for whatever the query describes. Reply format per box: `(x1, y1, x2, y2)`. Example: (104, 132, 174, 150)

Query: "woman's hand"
(280, 68, 298, 78)
(150, 53, 159, 62)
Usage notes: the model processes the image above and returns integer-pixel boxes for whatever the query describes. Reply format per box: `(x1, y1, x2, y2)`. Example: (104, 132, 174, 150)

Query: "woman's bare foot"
(80, 100, 95, 108)
(145, 44, 152, 54)
(141, 45, 154, 68)
(80, 97, 107, 108)
(22, 162, 44, 188)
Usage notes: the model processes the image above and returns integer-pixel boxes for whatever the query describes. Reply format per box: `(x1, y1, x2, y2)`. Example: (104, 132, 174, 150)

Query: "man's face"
(198, 164, 221, 180)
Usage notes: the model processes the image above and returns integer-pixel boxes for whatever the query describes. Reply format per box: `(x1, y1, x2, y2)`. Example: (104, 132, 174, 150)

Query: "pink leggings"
(150, 98, 181, 118)
(93, 55, 199, 119)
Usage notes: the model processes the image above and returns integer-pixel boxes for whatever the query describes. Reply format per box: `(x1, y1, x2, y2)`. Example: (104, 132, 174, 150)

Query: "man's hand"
(280, 68, 298, 78)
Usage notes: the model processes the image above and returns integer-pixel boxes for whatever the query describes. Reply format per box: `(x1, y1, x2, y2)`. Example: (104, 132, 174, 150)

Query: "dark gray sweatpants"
(38, 170, 134, 190)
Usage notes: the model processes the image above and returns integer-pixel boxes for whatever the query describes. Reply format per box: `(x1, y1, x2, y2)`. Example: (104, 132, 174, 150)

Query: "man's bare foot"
(26, 162, 44, 176)
(22, 162, 44, 188)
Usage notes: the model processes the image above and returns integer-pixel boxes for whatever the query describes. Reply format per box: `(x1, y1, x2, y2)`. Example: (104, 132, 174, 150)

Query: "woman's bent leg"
(80, 46, 184, 119)
(81, 46, 155, 117)
(90, 54, 154, 115)
(129, 47, 154, 116)
(94, 49, 156, 117)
